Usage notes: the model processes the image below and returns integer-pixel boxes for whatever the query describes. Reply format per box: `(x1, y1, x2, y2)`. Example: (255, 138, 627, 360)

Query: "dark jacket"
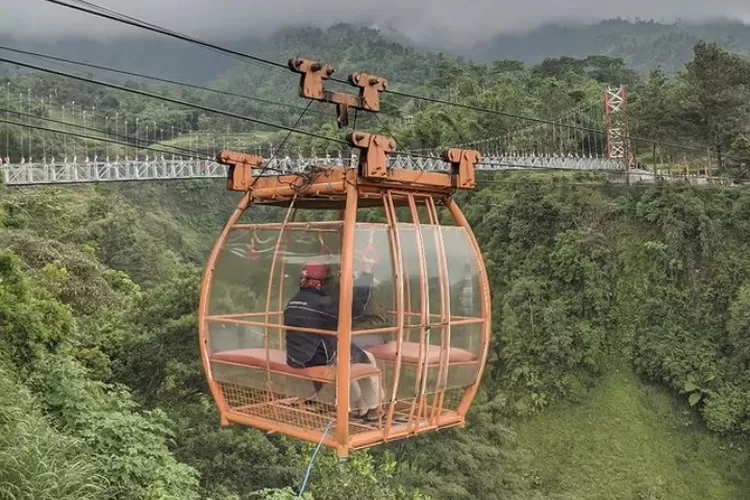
(284, 271, 374, 366)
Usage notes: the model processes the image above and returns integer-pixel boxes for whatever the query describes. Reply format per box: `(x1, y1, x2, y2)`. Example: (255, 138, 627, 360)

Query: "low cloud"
(2, 0, 750, 48)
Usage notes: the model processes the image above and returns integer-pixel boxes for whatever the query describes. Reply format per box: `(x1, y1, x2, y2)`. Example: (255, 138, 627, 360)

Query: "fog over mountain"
(3, 1, 750, 85)
(2, 0, 750, 49)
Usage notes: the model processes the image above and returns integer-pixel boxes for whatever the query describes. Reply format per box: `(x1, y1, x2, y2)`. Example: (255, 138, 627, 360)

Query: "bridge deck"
(1, 155, 624, 186)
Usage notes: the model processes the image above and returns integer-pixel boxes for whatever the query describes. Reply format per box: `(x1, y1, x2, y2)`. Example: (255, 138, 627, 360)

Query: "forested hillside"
(2, 25, 750, 500)
(0, 23, 439, 90)
(469, 19, 750, 72)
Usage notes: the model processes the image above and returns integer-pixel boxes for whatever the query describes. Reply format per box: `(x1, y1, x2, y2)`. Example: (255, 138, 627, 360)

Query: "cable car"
(198, 134, 490, 458)
(198, 58, 490, 457)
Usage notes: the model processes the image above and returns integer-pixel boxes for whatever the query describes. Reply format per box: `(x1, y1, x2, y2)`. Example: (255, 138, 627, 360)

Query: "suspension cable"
(0, 107, 205, 158)
(252, 101, 313, 187)
(0, 118, 213, 160)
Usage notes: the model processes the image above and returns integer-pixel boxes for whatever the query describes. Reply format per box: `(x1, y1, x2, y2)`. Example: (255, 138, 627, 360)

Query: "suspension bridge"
(1, 82, 716, 187)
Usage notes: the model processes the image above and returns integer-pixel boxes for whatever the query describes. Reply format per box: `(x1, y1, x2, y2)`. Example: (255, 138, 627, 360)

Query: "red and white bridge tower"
(604, 86, 636, 169)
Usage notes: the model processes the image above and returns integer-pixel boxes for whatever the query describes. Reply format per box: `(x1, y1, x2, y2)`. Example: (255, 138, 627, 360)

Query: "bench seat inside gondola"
(211, 348, 381, 382)
(365, 342, 477, 365)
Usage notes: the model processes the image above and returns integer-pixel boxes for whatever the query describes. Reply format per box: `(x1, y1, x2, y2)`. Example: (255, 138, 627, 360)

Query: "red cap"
(301, 261, 329, 281)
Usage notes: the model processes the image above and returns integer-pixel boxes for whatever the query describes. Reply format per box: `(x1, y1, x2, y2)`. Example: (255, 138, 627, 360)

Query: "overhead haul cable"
(0, 45, 326, 115)
(22, 0, 742, 165)
(42, 0, 289, 73)
(0, 56, 349, 147)
(39, 0, 730, 158)
(36, 0, 610, 132)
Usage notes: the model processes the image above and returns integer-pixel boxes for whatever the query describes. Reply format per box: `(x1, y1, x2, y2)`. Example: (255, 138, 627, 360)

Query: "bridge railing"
(1, 154, 631, 186)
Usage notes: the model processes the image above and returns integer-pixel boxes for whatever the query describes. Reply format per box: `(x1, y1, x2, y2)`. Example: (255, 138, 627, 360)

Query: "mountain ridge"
(466, 18, 750, 71)
(2, 18, 750, 87)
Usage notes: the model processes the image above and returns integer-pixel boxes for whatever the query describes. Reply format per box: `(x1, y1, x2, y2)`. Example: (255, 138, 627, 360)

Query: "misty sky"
(2, 0, 750, 48)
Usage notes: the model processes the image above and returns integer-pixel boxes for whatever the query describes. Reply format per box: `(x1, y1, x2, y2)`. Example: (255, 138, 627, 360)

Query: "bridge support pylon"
(604, 86, 636, 170)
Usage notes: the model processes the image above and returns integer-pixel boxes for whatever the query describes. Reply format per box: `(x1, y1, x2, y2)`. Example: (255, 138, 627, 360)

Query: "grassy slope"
(513, 366, 750, 499)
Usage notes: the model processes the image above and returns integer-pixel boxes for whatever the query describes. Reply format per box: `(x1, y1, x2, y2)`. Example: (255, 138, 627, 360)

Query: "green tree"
(680, 42, 750, 167)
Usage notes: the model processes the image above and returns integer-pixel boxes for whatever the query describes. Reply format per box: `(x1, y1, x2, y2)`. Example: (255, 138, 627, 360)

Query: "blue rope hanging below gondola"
(297, 420, 334, 498)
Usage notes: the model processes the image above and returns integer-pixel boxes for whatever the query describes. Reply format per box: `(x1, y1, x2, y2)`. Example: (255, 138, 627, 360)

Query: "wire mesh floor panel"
(441, 388, 466, 412)
(219, 381, 378, 435)
(217, 381, 463, 439)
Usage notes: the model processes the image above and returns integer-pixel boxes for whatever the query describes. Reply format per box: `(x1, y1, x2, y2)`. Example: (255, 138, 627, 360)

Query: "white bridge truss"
(2, 154, 629, 186)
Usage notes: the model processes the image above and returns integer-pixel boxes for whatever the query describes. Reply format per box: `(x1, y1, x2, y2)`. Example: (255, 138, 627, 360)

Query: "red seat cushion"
(366, 342, 477, 365)
(210, 348, 380, 382)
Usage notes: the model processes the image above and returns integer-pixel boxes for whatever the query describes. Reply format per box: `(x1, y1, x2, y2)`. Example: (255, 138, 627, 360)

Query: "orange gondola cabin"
(198, 59, 491, 457)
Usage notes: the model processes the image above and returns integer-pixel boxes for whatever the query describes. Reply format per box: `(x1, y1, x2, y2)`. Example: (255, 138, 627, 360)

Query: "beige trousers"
(349, 351, 383, 413)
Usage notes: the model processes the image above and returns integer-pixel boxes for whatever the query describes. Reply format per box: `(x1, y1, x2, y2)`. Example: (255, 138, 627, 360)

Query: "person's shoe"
(391, 413, 409, 424)
(349, 409, 367, 419)
(361, 408, 379, 423)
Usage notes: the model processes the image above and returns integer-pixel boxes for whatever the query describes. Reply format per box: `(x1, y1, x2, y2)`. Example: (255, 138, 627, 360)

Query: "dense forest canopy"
(1, 23, 750, 500)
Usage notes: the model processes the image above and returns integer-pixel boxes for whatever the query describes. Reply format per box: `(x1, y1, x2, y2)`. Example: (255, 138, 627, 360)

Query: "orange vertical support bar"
(198, 191, 252, 425)
(335, 179, 359, 457)
(445, 198, 491, 418)
(383, 191, 405, 439)
(276, 208, 297, 350)
(276, 232, 290, 350)
(263, 202, 296, 387)
(426, 197, 451, 424)
(406, 195, 429, 433)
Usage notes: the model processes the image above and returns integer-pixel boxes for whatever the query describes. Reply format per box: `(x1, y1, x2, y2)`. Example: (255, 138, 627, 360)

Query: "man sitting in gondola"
(283, 255, 381, 423)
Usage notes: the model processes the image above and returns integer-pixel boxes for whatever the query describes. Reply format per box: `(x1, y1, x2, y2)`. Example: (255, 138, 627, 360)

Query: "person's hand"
(357, 245, 378, 273)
